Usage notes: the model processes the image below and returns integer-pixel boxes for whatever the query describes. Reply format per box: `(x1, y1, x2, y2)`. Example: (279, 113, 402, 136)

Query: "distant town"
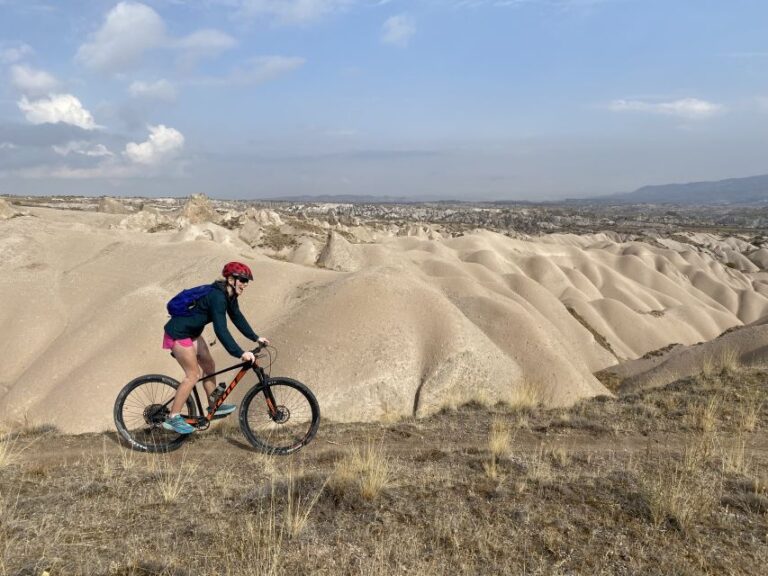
(4, 193, 768, 237)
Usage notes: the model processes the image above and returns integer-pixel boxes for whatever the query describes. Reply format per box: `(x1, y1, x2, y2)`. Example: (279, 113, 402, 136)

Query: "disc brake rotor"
(273, 406, 290, 424)
(143, 404, 168, 426)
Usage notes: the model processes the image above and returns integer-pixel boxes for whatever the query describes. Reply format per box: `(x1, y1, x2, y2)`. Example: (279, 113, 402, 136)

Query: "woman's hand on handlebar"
(247, 337, 270, 358)
(241, 351, 256, 364)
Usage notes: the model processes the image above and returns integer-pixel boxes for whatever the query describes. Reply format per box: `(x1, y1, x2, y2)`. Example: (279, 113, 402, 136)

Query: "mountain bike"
(113, 344, 320, 454)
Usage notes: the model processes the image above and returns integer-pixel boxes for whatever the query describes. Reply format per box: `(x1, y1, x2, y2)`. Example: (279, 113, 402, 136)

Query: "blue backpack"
(166, 284, 216, 317)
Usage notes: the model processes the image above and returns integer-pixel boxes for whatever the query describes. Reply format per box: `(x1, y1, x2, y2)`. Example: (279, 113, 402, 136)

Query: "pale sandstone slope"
(604, 316, 768, 394)
(2, 206, 768, 433)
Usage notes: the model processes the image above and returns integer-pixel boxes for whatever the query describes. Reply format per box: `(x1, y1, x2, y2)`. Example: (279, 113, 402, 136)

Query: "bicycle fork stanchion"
(250, 364, 281, 420)
(262, 382, 280, 420)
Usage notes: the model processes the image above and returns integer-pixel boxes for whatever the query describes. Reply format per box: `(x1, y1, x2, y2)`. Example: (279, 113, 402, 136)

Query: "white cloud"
(5, 126, 183, 181)
(0, 142, 18, 150)
(236, 0, 355, 25)
(76, 2, 237, 74)
(124, 124, 184, 165)
(381, 14, 415, 47)
(18, 94, 100, 130)
(174, 29, 237, 69)
(0, 43, 33, 64)
(76, 2, 167, 73)
(235, 55, 306, 82)
(9, 163, 140, 180)
(10, 64, 58, 95)
(129, 79, 178, 101)
(174, 29, 236, 52)
(192, 55, 305, 86)
(53, 141, 114, 157)
(609, 97, 722, 119)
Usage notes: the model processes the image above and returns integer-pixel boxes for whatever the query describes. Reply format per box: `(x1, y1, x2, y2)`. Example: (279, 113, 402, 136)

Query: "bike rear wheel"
(239, 377, 320, 455)
(113, 374, 198, 453)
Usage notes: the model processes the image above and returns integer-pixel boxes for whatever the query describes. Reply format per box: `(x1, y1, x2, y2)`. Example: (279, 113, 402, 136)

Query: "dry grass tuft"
(482, 458, 500, 481)
(738, 392, 763, 432)
(718, 347, 741, 374)
(0, 431, 45, 470)
(512, 411, 531, 430)
(488, 417, 511, 458)
(218, 514, 283, 576)
(681, 434, 716, 473)
(483, 417, 512, 479)
(523, 443, 552, 484)
(547, 444, 571, 467)
(750, 474, 768, 495)
(331, 441, 393, 501)
(155, 450, 198, 504)
(0, 413, 58, 441)
(719, 435, 751, 476)
(702, 347, 741, 377)
(640, 461, 719, 534)
(283, 468, 329, 538)
(685, 395, 721, 432)
(0, 438, 20, 470)
(508, 380, 542, 410)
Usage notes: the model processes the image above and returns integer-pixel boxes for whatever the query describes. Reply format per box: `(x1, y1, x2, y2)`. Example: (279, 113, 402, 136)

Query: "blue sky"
(1, 0, 767, 201)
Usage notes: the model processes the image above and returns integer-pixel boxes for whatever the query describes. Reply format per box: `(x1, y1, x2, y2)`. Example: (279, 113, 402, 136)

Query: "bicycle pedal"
(209, 412, 231, 420)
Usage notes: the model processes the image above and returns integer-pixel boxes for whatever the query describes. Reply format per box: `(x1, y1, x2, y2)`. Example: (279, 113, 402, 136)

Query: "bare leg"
(196, 338, 217, 408)
(170, 340, 201, 415)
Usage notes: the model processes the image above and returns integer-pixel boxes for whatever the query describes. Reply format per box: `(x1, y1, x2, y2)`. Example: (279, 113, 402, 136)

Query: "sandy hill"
(597, 316, 768, 393)
(2, 205, 768, 433)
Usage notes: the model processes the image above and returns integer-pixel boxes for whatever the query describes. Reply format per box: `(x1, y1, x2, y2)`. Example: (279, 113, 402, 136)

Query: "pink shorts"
(162, 333, 195, 350)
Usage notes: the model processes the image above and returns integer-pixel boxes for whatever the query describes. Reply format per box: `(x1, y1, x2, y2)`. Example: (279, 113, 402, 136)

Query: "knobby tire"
(113, 374, 197, 453)
(238, 377, 320, 455)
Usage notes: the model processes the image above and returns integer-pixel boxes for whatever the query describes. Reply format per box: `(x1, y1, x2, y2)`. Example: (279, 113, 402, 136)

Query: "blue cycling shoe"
(210, 403, 236, 416)
(162, 414, 195, 434)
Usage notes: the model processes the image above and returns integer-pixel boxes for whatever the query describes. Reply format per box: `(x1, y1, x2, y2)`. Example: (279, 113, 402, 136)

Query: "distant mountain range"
(592, 173, 768, 205)
(256, 173, 768, 206)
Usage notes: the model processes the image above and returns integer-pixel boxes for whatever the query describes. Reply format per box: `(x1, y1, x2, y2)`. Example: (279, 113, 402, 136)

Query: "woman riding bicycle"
(162, 261, 269, 434)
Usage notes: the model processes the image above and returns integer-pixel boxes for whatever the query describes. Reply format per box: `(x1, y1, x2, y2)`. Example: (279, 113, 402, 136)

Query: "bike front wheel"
(113, 374, 198, 453)
(239, 377, 320, 455)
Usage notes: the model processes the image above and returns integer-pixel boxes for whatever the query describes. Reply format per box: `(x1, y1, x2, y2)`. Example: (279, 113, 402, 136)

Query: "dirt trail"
(19, 404, 768, 469)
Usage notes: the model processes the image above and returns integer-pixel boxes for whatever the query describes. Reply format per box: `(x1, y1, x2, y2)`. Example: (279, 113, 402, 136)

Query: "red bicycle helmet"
(222, 261, 253, 280)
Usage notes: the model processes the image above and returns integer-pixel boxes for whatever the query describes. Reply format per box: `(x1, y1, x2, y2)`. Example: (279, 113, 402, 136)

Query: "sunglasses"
(232, 275, 250, 284)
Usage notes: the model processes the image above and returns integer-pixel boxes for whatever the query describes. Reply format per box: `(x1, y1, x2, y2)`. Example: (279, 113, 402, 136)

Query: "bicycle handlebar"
(250, 342, 268, 354)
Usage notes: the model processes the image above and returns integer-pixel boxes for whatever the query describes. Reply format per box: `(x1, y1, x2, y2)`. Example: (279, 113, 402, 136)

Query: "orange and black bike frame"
(176, 348, 278, 429)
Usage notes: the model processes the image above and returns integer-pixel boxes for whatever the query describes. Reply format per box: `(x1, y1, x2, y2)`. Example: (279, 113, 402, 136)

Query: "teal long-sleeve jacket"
(163, 281, 259, 358)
